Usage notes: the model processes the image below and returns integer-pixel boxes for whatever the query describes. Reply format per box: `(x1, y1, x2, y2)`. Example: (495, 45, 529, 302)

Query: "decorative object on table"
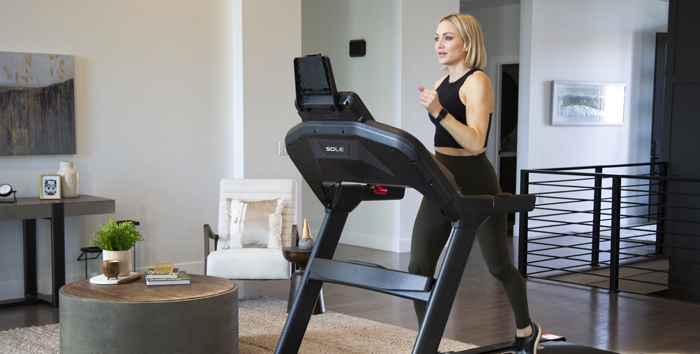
(550, 81, 626, 125)
(102, 260, 120, 280)
(145, 266, 180, 279)
(56, 161, 80, 198)
(117, 220, 141, 273)
(89, 272, 141, 285)
(89, 219, 144, 277)
(145, 271, 190, 286)
(152, 262, 174, 273)
(40, 174, 61, 200)
(0, 183, 17, 204)
(0, 51, 76, 156)
(298, 218, 314, 250)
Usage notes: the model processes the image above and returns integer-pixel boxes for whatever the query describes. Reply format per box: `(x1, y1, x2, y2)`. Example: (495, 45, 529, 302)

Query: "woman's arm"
(445, 71, 494, 154)
(418, 71, 494, 155)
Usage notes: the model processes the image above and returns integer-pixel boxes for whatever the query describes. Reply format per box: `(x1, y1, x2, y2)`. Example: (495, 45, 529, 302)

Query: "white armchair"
(204, 179, 297, 280)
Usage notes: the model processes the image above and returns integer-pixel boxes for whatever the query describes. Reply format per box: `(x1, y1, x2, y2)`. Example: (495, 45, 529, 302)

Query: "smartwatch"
(435, 108, 449, 123)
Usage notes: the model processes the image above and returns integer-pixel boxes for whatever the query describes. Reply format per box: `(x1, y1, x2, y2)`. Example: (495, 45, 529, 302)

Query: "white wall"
(301, 0, 403, 251)
(238, 0, 303, 219)
(301, 0, 458, 252)
(0, 0, 233, 299)
(521, 0, 668, 173)
(466, 4, 521, 58)
(517, 0, 668, 236)
(0, 0, 303, 301)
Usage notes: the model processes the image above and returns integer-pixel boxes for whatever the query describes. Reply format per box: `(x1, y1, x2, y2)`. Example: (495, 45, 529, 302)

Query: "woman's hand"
(418, 86, 443, 118)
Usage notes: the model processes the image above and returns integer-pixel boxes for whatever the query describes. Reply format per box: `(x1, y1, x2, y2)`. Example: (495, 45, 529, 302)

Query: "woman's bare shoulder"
(459, 70, 494, 107)
(460, 70, 492, 94)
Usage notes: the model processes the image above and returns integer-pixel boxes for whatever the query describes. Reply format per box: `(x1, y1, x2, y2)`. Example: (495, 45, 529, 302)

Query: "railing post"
(655, 163, 668, 256)
(609, 176, 622, 293)
(518, 170, 530, 277)
(592, 167, 603, 266)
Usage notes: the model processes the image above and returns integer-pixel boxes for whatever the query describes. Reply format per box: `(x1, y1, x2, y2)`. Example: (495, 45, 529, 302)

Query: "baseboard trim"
(319, 229, 408, 253)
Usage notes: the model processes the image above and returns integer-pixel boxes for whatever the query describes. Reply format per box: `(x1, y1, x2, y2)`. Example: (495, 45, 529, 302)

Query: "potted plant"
(89, 219, 144, 277)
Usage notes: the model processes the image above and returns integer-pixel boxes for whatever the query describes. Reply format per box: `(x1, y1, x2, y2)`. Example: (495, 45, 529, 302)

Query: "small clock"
(0, 183, 17, 203)
(0, 183, 13, 197)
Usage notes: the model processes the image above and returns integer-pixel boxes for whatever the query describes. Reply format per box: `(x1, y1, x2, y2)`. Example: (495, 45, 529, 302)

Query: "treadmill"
(275, 55, 610, 354)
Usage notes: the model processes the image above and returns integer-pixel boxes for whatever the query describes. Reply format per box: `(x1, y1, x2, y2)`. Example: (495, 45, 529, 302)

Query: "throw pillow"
(216, 200, 233, 251)
(228, 198, 284, 249)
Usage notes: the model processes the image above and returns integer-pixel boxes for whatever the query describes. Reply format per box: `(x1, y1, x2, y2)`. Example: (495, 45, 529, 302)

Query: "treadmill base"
(449, 339, 618, 354)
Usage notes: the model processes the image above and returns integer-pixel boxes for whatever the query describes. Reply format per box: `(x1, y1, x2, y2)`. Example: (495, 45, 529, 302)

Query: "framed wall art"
(551, 81, 625, 125)
(0, 51, 76, 156)
(40, 174, 61, 200)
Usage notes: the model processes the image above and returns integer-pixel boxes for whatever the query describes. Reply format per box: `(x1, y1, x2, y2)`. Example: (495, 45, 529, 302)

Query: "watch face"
(0, 184, 11, 197)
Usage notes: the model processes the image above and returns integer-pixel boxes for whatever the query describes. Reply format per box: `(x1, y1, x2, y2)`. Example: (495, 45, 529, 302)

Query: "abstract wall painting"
(551, 81, 625, 125)
(0, 51, 76, 156)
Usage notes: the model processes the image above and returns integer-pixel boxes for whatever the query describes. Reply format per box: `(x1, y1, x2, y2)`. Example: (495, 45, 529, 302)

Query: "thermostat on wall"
(349, 39, 366, 57)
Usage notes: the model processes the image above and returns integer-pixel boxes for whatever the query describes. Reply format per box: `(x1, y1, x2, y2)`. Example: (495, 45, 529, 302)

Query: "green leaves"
(88, 219, 144, 251)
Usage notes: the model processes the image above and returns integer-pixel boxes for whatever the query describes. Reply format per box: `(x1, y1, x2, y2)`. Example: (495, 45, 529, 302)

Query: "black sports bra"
(429, 69, 492, 149)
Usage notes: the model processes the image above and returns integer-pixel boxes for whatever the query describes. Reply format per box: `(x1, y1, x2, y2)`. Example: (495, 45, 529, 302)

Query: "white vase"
(103, 249, 132, 277)
(56, 161, 80, 198)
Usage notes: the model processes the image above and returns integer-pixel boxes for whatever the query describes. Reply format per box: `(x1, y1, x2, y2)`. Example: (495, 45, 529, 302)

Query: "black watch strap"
(435, 108, 448, 122)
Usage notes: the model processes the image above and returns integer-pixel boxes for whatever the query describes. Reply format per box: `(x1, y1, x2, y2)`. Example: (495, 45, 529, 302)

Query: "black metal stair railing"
(519, 162, 700, 303)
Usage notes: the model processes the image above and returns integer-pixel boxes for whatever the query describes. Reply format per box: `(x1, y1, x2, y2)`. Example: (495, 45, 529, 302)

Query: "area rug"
(0, 296, 476, 354)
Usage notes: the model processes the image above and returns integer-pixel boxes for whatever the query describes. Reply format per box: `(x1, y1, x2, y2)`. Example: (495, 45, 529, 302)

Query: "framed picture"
(40, 175, 61, 200)
(551, 81, 625, 125)
(0, 51, 76, 156)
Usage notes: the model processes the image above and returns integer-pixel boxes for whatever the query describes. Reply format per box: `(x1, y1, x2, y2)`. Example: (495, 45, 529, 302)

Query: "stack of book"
(145, 263, 190, 286)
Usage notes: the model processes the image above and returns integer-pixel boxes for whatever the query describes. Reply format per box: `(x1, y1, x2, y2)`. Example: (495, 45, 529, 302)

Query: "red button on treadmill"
(374, 186, 388, 195)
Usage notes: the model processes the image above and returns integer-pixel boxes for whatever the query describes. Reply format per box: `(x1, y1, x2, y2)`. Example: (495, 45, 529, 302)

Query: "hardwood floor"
(2, 237, 699, 353)
(0, 303, 60, 332)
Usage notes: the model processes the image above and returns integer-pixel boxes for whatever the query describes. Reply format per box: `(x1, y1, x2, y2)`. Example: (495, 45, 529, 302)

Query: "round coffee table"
(282, 246, 325, 314)
(59, 274, 238, 354)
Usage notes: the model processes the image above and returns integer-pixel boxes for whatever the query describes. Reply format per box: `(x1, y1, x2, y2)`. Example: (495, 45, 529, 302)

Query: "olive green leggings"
(408, 152, 531, 329)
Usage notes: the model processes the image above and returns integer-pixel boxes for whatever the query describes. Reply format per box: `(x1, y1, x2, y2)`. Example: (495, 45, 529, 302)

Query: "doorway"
(498, 64, 519, 227)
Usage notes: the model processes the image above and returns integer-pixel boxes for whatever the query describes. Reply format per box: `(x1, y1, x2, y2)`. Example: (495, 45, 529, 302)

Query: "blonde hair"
(439, 14, 487, 70)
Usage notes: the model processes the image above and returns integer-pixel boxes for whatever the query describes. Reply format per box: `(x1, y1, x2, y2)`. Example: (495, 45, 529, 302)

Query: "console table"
(0, 195, 115, 308)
